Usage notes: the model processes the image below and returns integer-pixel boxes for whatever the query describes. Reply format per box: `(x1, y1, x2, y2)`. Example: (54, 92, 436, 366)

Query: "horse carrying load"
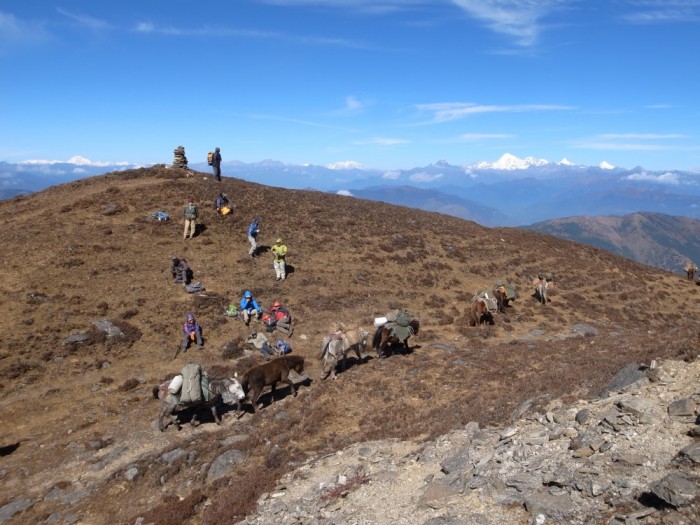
(492, 280, 518, 312)
(153, 363, 245, 431)
(372, 310, 420, 357)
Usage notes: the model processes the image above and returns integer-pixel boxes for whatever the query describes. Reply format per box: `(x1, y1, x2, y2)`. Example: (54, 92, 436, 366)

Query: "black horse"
(372, 318, 420, 357)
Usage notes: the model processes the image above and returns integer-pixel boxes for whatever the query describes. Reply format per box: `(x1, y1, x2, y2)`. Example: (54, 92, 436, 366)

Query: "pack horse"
(372, 310, 420, 358)
(153, 364, 245, 432)
(320, 325, 369, 379)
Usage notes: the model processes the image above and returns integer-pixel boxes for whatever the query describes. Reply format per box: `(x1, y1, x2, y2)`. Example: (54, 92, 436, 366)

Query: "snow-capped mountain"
(471, 153, 551, 170)
(600, 161, 616, 170)
(327, 160, 367, 170)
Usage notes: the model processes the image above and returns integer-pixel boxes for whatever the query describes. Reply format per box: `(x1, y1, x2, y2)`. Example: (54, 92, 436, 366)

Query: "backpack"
(179, 363, 203, 403)
(275, 339, 292, 355)
(207, 151, 214, 165)
(262, 313, 277, 332)
(154, 211, 170, 221)
(225, 304, 238, 317)
(185, 282, 205, 293)
(184, 204, 198, 220)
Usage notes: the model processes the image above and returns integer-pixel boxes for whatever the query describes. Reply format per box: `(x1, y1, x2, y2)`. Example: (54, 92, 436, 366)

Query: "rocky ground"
(240, 358, 700, 525)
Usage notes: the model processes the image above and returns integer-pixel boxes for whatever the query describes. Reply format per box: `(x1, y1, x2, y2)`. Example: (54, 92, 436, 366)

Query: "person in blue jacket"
(247, 216, 261, 257)
(181, 313, 203, 352)
(240, 290, 262, 326)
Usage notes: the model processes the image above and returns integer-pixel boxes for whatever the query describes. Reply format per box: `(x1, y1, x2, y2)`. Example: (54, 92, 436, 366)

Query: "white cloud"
(56, 8, 108, 30)
(382, 170, 401, 180)
(336, 189, 354, 196)
(622, 1, 700, 23)
(20, 156, 131, 167)
(415, 102, 574, 123)
(449, 0, 568, 47)
(596, 133, 687, 140)
(409, 171, 444, 182)
(625, 171, 680, 185)
(0, 11, 49, 49)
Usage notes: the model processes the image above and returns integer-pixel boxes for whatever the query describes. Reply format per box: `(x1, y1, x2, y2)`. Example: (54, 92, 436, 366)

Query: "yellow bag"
(221, 205, 231, 216)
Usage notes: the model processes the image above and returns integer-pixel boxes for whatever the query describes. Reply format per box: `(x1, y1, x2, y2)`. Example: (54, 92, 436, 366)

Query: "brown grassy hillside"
(1, 166, 698, 525)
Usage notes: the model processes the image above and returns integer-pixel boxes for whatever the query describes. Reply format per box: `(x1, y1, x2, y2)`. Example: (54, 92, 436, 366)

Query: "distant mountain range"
(525, 212, 700, 273)
(3, 153, 700, 273)
(4, 153, 700, 227)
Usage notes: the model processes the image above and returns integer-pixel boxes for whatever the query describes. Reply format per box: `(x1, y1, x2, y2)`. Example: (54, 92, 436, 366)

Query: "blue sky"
(1, 0, 699, 171)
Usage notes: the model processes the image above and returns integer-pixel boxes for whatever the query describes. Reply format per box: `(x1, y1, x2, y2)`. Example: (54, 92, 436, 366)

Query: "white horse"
(319, 326, 369, 379)
(533, 276, 554, 304)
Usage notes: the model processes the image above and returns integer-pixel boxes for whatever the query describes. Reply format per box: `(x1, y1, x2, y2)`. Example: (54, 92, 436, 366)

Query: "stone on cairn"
(172, 145, 188, 169)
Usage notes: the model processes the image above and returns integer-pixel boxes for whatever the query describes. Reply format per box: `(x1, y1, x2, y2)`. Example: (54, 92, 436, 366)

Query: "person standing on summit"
(211, 147, 222, 181)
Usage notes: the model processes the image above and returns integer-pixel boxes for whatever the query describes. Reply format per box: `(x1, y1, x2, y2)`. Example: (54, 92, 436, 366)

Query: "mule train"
(319, 325, 369, 379)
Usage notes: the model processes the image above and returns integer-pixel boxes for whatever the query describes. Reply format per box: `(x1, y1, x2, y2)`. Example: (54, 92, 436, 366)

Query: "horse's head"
(359, 327, 369, 347)
(227, 378, 246, 400)
(409, 318, 420, 335)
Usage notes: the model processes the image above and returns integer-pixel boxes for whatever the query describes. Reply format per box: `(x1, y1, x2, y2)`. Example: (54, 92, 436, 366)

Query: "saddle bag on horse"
(472, 291, 498, 313)
(179, 363, 203, 404)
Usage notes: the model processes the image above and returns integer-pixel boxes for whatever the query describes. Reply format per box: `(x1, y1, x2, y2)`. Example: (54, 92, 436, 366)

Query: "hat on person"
(275, 238, 283, 243)
(244, 290, 252, 298)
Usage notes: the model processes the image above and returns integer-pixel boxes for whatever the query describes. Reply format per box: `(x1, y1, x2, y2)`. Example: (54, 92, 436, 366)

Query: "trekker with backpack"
(239, 290, 262, 326)
(210, 147, 222, 181)
(271, 238, 288, 281)
(181, 313, 203, 352)
(171, 256, 190, 285)
(183, 198, 198, 239)
(214, 192, 231, 215)
(247, 216, 261, 257)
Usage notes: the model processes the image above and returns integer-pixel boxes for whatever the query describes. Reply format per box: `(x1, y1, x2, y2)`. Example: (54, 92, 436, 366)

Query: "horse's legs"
(159, 403, 181, 432)
(210, 403, 221, 425)
(282, 375, 298, 397)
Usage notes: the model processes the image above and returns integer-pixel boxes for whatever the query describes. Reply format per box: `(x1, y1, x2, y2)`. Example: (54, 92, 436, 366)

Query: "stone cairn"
(172, 145, 188, 169)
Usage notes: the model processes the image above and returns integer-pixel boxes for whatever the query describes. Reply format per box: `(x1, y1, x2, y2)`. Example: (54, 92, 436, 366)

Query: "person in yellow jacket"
(271, 238, 288, 281)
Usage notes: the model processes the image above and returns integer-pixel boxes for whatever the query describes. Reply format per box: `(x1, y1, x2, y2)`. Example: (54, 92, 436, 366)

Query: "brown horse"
(235, 355, 305, 417)
(153, 377, 245, 432)
(470, 298, 494, 326)
(372, 318, 420, 357)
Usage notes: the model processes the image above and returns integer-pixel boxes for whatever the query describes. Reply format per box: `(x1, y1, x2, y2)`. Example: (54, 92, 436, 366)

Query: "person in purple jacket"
(181, 312, 203, 352)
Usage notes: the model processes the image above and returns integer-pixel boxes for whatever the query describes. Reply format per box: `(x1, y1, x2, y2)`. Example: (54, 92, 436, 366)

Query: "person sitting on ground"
(171, 256, 190, 285)
(239, 290, 262, 326)
(214, 192, 231, 215)
(181, 312, 203, 352)
(270, 300, 293, 336)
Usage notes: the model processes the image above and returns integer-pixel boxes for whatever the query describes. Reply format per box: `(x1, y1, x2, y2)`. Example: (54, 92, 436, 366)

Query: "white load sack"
(168, 374, 183, 395)
(373, 316, 388, 327)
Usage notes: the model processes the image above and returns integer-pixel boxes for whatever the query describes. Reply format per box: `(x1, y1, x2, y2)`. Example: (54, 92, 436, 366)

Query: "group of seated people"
(239, 291, 290, 330)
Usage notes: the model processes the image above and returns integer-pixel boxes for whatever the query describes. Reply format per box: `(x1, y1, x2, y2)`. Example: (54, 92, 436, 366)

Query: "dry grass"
(0, 166, 698, 524)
